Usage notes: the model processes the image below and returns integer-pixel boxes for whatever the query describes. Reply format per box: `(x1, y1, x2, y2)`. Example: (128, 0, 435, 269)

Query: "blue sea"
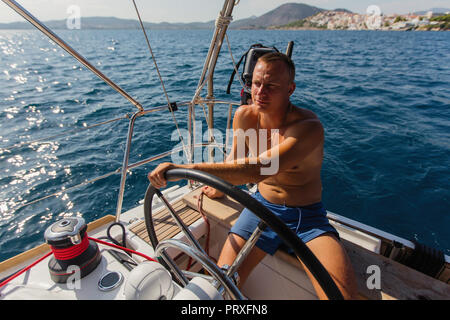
(0, 29, 449, 261)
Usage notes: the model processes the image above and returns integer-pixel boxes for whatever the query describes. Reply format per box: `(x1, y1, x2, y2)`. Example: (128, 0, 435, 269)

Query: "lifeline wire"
(4, 168, 122, 216)
(0, 115, 128, 154)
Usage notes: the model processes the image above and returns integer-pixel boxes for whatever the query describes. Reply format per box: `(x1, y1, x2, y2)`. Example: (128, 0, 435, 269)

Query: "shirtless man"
(148, 52, 358, 300)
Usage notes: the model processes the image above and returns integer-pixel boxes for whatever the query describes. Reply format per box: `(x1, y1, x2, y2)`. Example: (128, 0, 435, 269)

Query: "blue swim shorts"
(230, 191, 339, 255)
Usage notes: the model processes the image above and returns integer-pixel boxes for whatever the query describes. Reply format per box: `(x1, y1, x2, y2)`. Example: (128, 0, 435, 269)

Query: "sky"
(1, 0, 449, 23)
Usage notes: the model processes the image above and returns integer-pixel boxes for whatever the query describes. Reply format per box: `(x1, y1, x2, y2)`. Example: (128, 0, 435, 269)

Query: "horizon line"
(2, 9, 447, 26)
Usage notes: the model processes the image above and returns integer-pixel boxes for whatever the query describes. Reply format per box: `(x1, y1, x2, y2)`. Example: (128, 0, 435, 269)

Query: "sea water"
(0, 29, 449, 261)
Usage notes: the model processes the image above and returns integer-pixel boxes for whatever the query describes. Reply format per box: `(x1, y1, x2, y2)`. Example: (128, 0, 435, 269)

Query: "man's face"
(251, 60, 295, 112)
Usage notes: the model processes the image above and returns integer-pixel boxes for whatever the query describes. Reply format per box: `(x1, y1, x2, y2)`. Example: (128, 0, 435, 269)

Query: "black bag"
(227, 41, 294, 105)
(226, 44, 279, 105)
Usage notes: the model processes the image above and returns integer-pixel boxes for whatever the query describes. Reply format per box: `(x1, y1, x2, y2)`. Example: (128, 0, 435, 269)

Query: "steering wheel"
(144, 168, 344, 300)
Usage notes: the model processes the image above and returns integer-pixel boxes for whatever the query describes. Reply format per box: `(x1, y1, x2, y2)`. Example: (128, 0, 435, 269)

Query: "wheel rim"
(144, 168, 344, 300)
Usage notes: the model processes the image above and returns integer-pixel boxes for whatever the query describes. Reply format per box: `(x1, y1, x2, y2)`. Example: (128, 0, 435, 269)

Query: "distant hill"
(0, 16, 215, 30)
(333, 8, 353, 13)
(0, 3, 344, 30)
(230, 3, 325, 29)
(414, 8, 450, 15)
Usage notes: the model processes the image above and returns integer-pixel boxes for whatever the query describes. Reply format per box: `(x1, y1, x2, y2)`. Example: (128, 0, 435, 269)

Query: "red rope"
(50, 234, 90, 260)
(0, 251, 52, 289)
(186, 191, 216, 271)
(0, 234, 158, 289)
(88, 237, 157, 263)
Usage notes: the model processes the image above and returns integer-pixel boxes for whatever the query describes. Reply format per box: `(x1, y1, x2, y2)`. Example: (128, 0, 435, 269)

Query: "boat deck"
(129, 199, 203, 245)
(128, 187, 450, 300)
(1, 185, 449, 300)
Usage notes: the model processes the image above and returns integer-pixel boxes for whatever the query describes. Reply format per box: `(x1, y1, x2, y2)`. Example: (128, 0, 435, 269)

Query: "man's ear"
(288, 82, 296, 96)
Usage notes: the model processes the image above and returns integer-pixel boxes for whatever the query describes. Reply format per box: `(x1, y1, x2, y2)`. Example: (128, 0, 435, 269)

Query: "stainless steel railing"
(3, 100, 239, 218)
(113, 100, 239, 221)
(1, 0, 241, 219)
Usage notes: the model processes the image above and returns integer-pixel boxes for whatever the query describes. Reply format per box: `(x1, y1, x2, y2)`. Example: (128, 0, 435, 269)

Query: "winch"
(44, 217, 102, 283)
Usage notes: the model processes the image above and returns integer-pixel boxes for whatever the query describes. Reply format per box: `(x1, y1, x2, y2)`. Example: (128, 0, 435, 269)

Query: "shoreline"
(270, 27, 448, 31)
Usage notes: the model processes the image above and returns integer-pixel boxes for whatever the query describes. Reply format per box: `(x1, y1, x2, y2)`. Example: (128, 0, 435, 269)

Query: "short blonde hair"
(258, 52, 295, 82)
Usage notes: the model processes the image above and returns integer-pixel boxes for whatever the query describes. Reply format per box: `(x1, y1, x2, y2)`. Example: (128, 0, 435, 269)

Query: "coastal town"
(277, 10, 450, 31)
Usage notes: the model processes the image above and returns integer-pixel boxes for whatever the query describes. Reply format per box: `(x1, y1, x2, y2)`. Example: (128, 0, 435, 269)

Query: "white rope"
(189, 4, 238, 162)
(215, 15, 233, 28)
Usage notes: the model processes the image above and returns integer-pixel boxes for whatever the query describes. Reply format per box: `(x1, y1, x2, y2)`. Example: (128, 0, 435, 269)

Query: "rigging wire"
(190, 12, 234, 105)
(192, 10, 240, 161)
(187, 8, 234, 165)
(131, 0, 190, 161)
(195, 30, 245, 160)
(4, 168, 122, 215)
(2, 0, 144, 112)
(1, 1, 241, 215)
(225, 33, 246, 90)
(0, 115, 128, 154)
